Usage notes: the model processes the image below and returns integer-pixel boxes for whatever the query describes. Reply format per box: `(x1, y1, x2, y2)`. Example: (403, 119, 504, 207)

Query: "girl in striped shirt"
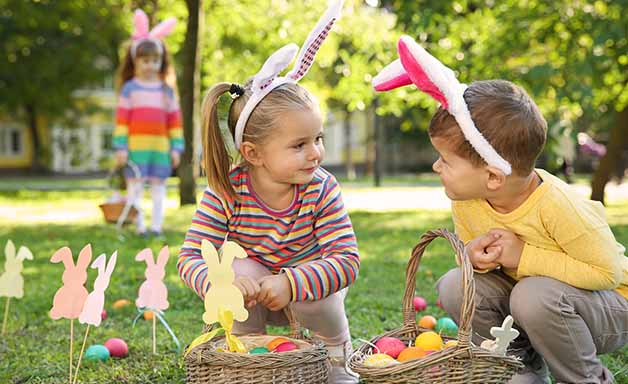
(178, 82, 360, 383)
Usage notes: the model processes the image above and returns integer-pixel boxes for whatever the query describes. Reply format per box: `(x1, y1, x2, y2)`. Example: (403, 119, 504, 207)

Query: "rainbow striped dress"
(178, 166, 361, 302)
(113, 78, 184, 179)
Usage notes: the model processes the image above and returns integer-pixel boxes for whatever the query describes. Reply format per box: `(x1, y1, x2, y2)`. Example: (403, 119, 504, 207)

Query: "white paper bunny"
(79, 252, 117, 327)
(0, 240, 33, 299)
(136, 246, 169, 311)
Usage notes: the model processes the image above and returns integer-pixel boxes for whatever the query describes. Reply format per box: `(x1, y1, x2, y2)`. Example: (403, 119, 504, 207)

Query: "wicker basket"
(98, 202, 138, 224)
(348, 229, 524, 383)
(184, 308, 330, 384)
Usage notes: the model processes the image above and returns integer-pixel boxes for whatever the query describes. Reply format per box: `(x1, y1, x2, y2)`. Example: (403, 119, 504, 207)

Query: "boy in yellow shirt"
(373, 36, 628, 383)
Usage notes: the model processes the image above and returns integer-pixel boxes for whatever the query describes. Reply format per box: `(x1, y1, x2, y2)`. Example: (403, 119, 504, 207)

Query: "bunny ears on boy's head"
(233, 0, 343, 150)
(130, 9, 176, 58)
(372, 35, 512, 175)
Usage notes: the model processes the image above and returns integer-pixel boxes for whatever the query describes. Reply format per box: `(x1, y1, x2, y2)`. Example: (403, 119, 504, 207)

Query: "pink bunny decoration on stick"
(130, 9, 176, 58)
(0, 240, 33, 335)
(49, 244, 92, 384)
(73, 252, 117, 384)
(135, 246, 169, 354)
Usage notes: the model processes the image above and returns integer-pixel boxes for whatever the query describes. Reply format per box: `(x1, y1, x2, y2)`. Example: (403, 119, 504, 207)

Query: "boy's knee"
(510, 276, 563, 329)
(436, 268, 464, 312)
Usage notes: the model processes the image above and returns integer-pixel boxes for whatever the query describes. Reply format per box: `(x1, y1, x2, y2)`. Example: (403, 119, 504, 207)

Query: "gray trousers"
(437, 268, 628, 383)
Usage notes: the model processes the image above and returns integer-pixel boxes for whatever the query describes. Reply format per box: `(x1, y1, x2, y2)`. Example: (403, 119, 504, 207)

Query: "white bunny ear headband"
(372, 35, 512, 175)
(233, 0, 344, 150)
(130, 9, 176, 58)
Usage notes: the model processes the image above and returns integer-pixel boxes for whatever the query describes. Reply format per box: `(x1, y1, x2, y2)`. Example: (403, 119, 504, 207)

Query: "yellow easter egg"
(415, 332, 443, 351)
(444, 340, 458, 348)
(397, 346, 427, 362)
(364, 353, 399, 367)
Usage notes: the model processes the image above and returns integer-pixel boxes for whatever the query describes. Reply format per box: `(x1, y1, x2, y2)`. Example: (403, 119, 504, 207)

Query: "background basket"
(98, 202, 138, 224)
(184, 307, 330, 384)
(98, 162, 141, 225)
(348, 228, 523, 384)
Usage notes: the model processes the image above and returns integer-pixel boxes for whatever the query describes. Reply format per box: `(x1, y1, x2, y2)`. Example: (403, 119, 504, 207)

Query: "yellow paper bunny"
(201, 239, 249, 325)
(0, 240, 33, 299)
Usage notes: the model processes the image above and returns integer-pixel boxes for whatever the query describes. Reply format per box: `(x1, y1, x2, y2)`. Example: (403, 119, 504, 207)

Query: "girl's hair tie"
(229, 83, 245, 98)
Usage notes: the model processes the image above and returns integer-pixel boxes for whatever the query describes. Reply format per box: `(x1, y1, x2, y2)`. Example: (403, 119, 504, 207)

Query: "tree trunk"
(25, 103, 44, 172)
(344, 112, 356, 180)
(590, 108, 628, 203)
(178, 0, 203, 206)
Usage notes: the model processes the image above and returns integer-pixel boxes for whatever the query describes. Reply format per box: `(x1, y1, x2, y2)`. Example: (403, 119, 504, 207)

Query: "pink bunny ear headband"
(233, 0, 343, 150)
(130, 9, 176, 58)
(372, 35, 512, 175)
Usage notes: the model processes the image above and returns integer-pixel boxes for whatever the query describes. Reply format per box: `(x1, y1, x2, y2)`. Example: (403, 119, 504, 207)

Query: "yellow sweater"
(452, 169, 628, 300)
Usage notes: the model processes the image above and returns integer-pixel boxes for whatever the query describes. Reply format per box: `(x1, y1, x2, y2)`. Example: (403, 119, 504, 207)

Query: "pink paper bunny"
(50, 245, 92, 320)
(79, 252, 117, 327)
(135, 246, 169, 311)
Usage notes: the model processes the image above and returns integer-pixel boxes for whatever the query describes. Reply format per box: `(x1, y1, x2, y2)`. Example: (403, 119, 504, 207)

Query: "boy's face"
(430, 136, 489, 201)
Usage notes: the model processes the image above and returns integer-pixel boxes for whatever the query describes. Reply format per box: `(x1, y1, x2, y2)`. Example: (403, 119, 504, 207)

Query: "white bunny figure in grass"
(201, 239, 249, 325)
(79, 252, 117, 327)
(136, 246, 169, 311)
(0, 240, 33, 299)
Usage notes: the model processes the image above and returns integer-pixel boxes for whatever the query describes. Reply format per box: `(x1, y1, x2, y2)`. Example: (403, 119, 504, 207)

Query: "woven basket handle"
(402, 229, 475, 348)
(284, 305, 304, 339)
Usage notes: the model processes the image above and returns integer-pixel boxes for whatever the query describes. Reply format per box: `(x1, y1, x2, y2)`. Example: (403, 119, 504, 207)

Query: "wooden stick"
(72, 325, 90, 384)
(1, 297, 10, 335)
(152, 313, 157, 354)
(69, 319, 74, 384)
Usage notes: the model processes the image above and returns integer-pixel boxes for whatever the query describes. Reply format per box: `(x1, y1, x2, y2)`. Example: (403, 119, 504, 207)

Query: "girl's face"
(256, 108, 325, 185)
(135, 54, 162, 80)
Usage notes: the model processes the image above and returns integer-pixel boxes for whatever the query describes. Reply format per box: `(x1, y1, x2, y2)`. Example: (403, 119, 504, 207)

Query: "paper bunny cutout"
(234, 0, 343, 149)
(372, 35, 512, 175)
(79, 252, 117, 327)
(130, 9, 176, 58)
(0, 240, 33, 299)
(136, 246, 169, 311)
(480, 315, 520, 355)
(50, 245, 92, 320)
(201, 239, 249, 325)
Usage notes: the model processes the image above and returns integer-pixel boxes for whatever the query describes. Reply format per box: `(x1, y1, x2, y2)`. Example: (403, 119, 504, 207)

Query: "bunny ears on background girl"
(372, 35, 512, 175)
(130, 9, 176, 58)
(233, 0, 344, 150)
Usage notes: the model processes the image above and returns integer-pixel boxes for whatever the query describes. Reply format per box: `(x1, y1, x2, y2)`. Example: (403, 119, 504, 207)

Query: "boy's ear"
(486, 165, 507, 191)
(240, 141, 263, 166)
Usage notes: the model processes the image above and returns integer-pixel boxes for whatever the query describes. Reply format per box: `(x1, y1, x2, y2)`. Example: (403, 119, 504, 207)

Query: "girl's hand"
(170, 151, 181, 169)
(115, 150, 128, 167)
(465, 233, 502, 270)
(233, 276, 261, 308)
(257, 274, 292, 311)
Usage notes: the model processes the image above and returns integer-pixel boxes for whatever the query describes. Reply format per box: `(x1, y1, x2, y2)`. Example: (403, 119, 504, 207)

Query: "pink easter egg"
(413, 296, 427, 312)
(104, 338, 129, 358)
(101, 310, 107, 321)
(274, 341, 298, 352)
(374, 337, 406, 358)
(436, 298, 444, 309)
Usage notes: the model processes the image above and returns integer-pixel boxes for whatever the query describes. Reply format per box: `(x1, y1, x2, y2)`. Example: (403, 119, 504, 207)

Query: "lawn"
(0, 189, 626, 383)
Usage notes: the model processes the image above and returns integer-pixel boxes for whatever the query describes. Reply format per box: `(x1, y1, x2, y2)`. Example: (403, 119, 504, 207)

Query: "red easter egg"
(104, 338, 129, 358)
(436, 298, 444, 309)
(413, 296, 427, 312)
(374, 337, 406, 358)
(274, 341, 298, 352)
(101, 310, 107, 321)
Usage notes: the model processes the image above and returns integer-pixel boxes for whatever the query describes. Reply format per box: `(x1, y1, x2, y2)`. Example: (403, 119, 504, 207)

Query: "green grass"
(0, 190, 626, 383)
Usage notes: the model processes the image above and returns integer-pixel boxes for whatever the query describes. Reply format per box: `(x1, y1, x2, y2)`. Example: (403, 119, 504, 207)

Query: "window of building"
(0, 126, 24, 157)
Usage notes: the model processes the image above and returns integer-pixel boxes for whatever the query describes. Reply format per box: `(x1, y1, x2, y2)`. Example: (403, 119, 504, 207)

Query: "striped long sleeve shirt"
(177, 166, 360, 302)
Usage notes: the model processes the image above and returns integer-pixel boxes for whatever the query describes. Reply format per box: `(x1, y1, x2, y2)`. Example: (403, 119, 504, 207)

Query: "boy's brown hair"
(428, 79, 547, 176)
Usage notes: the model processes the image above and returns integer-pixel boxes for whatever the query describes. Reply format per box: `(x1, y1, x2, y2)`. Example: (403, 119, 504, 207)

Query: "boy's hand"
(487, 228, 524, 269)
(115, 150, 128, 167)
(466, 233, 502, 270)
(170, 151, 181, 169)
(233, 276, 261, 308)
(257, 274, 292, 311)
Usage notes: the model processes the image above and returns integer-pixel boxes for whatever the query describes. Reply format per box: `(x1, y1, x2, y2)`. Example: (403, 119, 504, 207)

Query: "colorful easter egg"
(101, 310, 107, 321)
(104, 338, 129, 358)
(267, 337, 290, 351)
(84, 344, 110, 362)
(274, 341, 298, 352)
(436, 298, 444, 309)
(143, 310, 154, 320)
(250, 347, 270, 354)
(444, 340, 458, 348)
(112, 299, 131, 309)
(415, 332, 443, 351)
(397, 346, 427, 362)
(374, 337, 406, 358)
(413, 296, 427, 312)
(363, 353, 399, 367)
(435, 317, 458, 334)
(418, 315, 437, 329)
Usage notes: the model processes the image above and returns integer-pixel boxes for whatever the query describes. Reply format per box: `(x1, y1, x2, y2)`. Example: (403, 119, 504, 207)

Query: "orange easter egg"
(415, 331, 443, 351)
(397, 346, 427, 362)
(112, 299, 131, 309)
(418, 315, 437, 329)
(267, 337, 290, 351)
(143, 310, 154, 320)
